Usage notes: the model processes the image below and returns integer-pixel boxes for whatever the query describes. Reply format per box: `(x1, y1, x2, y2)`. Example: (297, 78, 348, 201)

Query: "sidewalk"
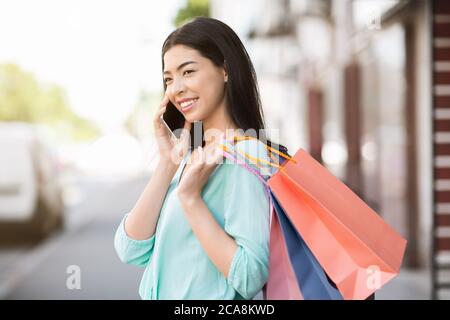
(375, 268, 431, 300)
(0, 175, 437, 300)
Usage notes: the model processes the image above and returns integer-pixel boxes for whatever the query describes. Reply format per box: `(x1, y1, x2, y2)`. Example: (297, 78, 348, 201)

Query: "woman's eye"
(164, 70, 194, 84)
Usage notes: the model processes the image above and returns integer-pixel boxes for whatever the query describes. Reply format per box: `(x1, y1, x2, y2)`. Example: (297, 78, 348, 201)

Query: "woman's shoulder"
(234, 138, 271, 161)
(222, 137, 274, 176)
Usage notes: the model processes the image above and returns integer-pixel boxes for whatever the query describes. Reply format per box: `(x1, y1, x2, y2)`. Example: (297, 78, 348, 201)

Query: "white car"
(0, 122, 64, 244)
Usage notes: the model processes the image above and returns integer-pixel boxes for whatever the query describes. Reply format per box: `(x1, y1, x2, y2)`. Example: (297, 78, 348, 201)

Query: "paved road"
(0, 174, 433, 300)
(0, 174, 151, 300)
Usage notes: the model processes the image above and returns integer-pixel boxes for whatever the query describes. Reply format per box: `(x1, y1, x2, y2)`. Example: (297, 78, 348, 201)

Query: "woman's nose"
(169, 77, 186, 96)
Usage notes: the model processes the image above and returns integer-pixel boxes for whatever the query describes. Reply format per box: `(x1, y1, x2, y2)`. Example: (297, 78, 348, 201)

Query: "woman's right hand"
(153, 92, 192, 166)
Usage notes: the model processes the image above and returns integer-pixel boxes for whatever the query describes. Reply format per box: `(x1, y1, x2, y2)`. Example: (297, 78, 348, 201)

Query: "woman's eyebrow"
(163, 61, 197, 74)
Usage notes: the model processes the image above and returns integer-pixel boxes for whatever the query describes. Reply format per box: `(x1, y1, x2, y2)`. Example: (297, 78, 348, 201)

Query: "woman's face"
(163, 45, 228, 123)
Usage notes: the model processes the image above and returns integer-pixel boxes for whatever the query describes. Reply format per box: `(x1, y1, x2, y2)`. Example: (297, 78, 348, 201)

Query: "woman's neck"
(202, 101, 239, 145)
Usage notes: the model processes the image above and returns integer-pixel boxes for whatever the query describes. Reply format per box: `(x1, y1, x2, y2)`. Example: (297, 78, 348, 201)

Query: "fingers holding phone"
(154, 93, 193, 164)
(153, 93, 177, 161)
(153, 93, 170, 136)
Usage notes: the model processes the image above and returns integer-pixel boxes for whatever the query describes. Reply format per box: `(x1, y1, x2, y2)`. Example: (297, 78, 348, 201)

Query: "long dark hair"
(161, 17, 288, 155)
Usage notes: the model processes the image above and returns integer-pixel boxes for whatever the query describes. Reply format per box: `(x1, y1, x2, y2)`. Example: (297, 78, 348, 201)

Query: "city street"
(0, 0, 446, 301)
(0, 174, 431, 300)
(0, 174, 151, 300)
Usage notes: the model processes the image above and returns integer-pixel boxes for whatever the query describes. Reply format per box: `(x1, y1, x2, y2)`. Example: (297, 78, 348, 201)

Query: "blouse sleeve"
(114, 213, 156, 268)
(223, 139, 271, 299)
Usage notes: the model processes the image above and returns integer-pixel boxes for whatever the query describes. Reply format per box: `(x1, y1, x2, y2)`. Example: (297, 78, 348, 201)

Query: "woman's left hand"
(177, 142, 224, 206)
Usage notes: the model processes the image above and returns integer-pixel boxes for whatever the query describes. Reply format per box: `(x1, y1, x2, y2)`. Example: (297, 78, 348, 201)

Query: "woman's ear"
(223, 60, 228, 83)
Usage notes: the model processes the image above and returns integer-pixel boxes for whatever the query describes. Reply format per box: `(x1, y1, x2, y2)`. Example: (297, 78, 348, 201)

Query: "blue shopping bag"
(270, 190, 343, 300)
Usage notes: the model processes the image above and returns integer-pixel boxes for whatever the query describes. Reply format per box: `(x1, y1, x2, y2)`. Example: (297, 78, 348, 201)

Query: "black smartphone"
(161, 101, 204, 149)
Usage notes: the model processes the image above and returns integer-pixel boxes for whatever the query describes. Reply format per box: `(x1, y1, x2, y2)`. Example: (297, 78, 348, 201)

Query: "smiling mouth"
(180, 98, 198, 113)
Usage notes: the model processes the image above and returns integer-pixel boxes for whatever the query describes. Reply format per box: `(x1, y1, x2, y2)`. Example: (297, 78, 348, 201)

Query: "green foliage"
(174, 0, 210, 27)
(0, 63, 100, 142)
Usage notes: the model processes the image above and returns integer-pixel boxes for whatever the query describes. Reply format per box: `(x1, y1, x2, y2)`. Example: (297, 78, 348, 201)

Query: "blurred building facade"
(212, 0, 449, 298)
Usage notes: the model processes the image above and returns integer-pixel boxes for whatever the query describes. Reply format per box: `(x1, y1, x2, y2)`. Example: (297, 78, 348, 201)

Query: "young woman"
(114, 17, 283, 300)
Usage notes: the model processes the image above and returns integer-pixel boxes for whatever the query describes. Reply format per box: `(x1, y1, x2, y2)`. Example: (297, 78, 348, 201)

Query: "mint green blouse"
(114, 139, 272, 300)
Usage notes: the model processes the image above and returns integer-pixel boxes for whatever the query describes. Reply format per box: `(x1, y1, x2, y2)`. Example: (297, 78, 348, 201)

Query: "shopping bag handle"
(218, 135, 295, 174)
(220, 143, 275, 227)
(231, 136, 295, 163)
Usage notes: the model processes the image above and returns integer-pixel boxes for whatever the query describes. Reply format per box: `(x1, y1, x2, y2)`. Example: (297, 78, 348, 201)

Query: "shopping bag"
(267, 148, 407, 300)
(219, 136, 406, 300)
(220, 137, 341, 299)
(271, 190, 343, 300)
(264, 208, 303, 300)
(219, 138, 301, 299)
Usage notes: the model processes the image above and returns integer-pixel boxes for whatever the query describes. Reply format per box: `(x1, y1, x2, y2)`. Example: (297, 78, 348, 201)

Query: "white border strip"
(437, 203, 450, 214)
(435, 109, 450, 119)
(437, 226, 450, 237)
(435, 15, 450, 23)
(435, 132, 450, 143)
(435, 156, 450, 167)
(436, 226, 450, 238)
(435, 85, 450, 96)
(436, 179, 450, 191)
(435, 38, 450, 48)
(435, 62, 450, 72)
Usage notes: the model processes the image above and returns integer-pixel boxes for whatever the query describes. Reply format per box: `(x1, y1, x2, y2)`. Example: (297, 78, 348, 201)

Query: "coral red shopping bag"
(267, 149, 407, 300)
